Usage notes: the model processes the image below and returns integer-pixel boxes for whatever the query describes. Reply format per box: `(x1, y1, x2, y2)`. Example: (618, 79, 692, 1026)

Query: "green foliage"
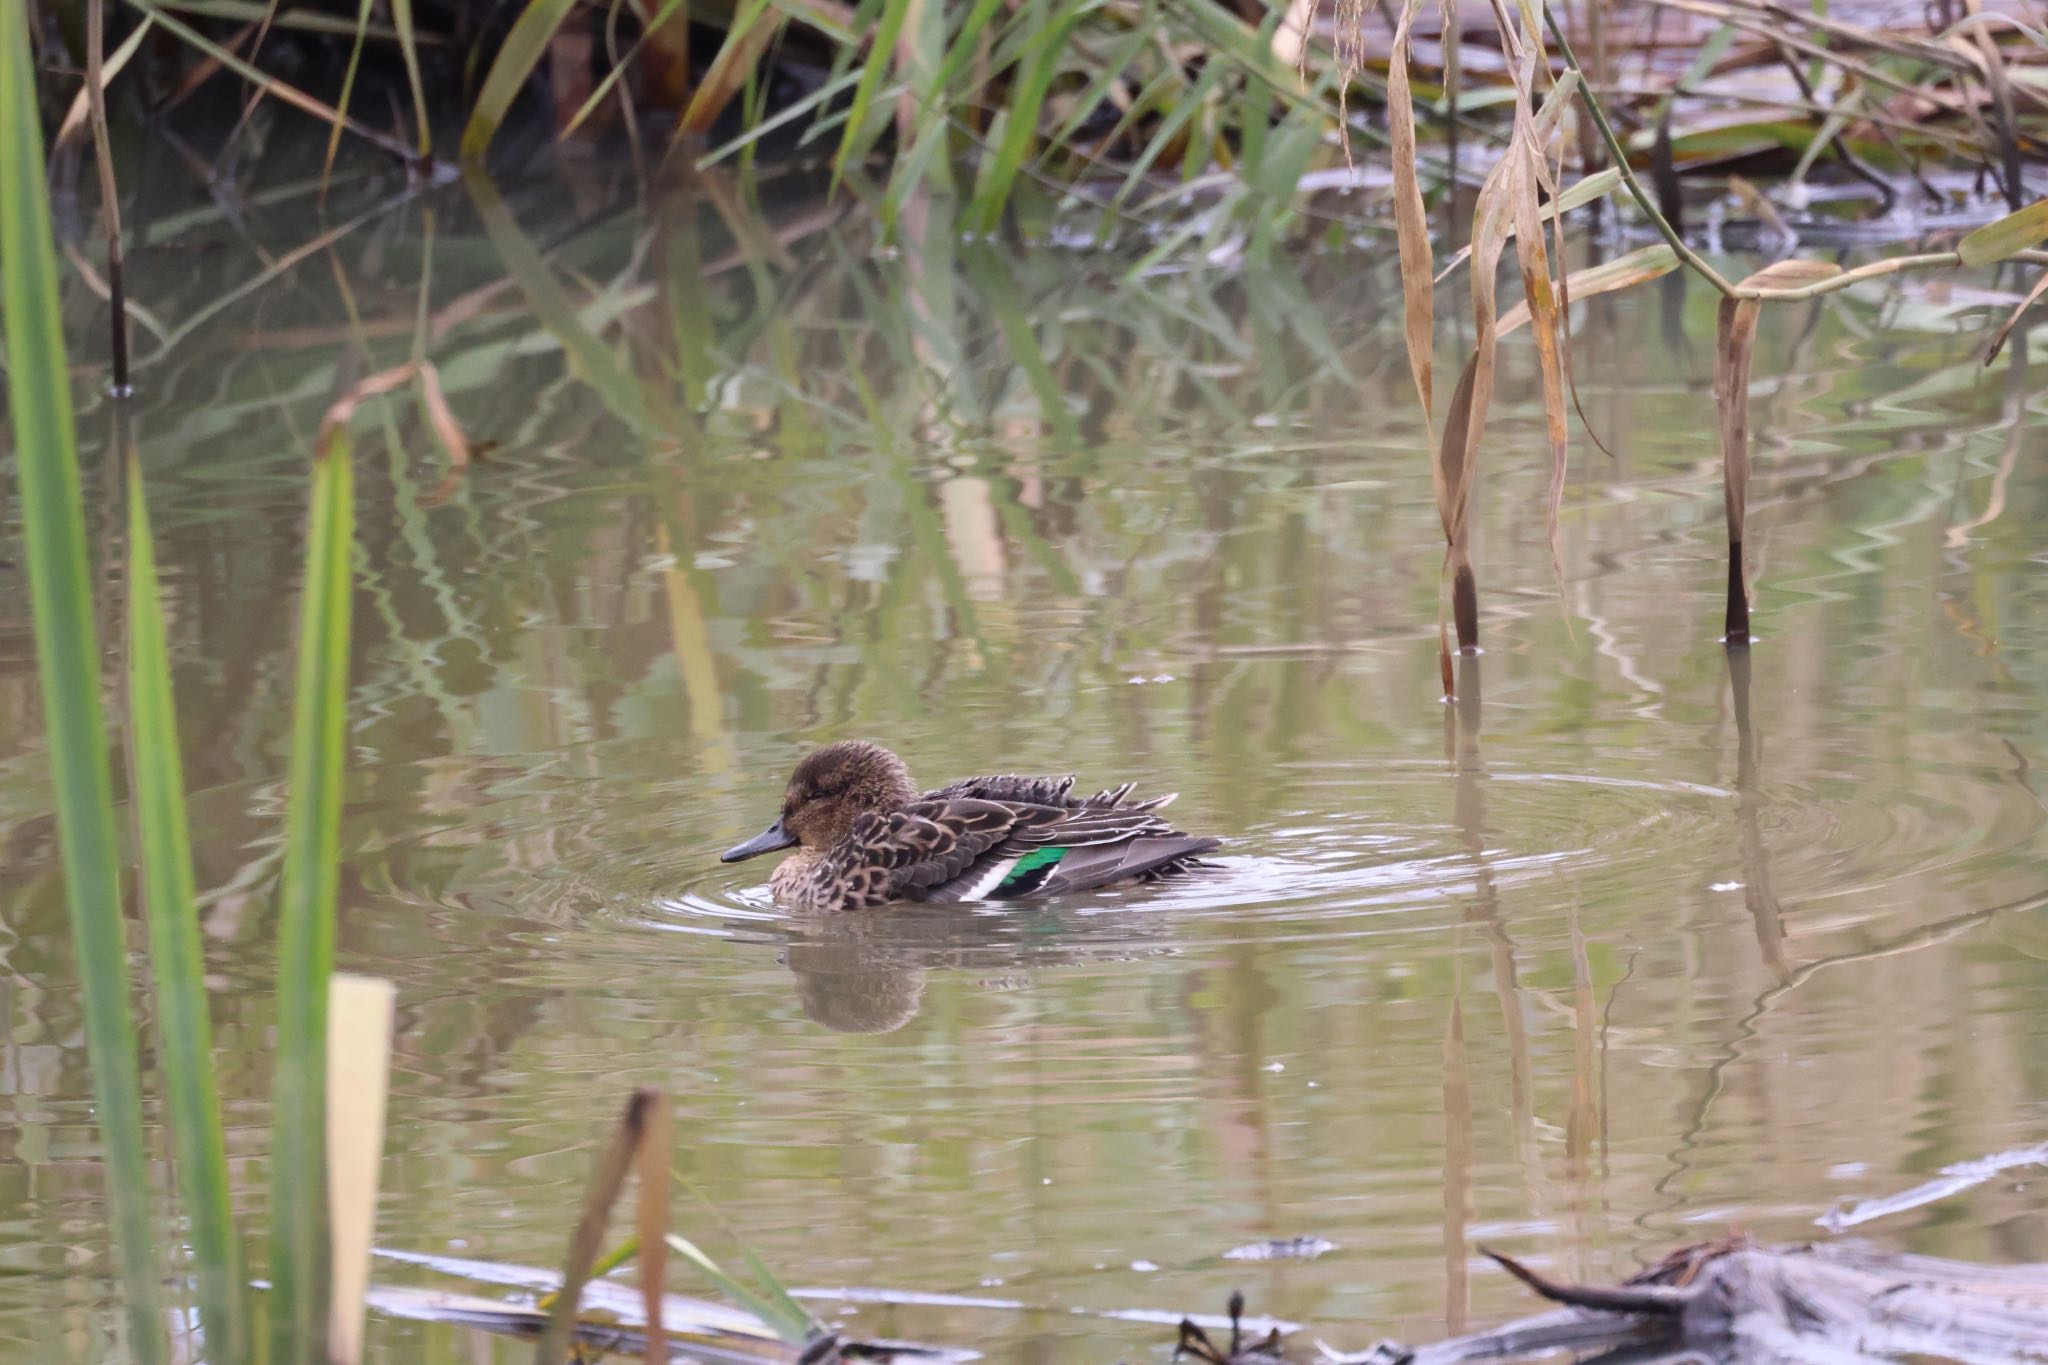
(0, 4, 168, 1358)
(268, 418, 358, 1360)
(124, 449, 250, 1362)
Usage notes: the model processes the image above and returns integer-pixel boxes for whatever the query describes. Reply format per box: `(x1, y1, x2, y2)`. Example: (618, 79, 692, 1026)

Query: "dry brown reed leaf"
(1437, 352, 1481, 692)
(316, 362, 420, 457)
(1715, 258, 1841, 643)
(1984, 268, 2048, 363)
(635, 1096, 672, 1365)
(1497, 244, 1682, 335)
(677, 11, 787, 139)
(1509, 67, 1575, 586)
(1388, 0, 1435, 447)
(416, 361, 471, 467)
(536, 1089, 663, 1365)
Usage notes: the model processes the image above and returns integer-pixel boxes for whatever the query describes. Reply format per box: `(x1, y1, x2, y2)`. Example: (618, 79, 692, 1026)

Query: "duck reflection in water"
(776, 902, 1180, 1034)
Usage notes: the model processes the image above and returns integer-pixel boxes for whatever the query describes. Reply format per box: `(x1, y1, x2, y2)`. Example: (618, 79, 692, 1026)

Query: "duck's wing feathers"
(816, 799, 1049, 909)
(895, 792, 1213, 903)
(923, 773, 1179, 815)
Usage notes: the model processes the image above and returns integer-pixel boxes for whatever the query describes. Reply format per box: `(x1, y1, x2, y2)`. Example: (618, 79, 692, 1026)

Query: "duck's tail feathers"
(1080, 782, 1177, 812)
(1035, 835, 1221, 898)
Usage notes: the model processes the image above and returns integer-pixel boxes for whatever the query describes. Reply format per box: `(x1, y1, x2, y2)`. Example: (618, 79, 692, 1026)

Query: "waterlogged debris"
(1821, 1142, 2048, 1232)
(1321, 1239, 2048, 1364)
(1175, 1292, 1290, 1365)
(1225, 1237, 1337, 1262)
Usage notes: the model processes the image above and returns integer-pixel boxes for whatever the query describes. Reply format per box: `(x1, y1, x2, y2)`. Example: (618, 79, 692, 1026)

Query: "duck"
(720, 740, 1220, 911)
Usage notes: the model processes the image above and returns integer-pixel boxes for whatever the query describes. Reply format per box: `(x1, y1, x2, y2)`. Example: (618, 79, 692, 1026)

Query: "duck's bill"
(721, 817, 797, 863)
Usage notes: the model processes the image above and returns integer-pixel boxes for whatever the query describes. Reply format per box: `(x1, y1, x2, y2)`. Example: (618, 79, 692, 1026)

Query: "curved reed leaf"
(1, 6, 168, 1358)
(1496, 243, 1680, 335)
(459, 0, 579, 160)
(124, 450, 250, 1363)
(269, 403, 359, 1362)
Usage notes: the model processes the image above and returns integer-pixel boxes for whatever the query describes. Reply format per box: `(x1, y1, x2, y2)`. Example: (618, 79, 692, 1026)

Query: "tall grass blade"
(123, 447, 249, 1363)
(388, 0, 431, 158)
(969, 11, 1086, 232)
(537, 1090, 659, 1365)
(319, 0, 377, 196)
(663, 1233, 813, 1345)
(327, 974, 396, 1365)
(830, 0, 913, 192)
(270, 390, 361, 1363)
(459, 0, 579, 160)
(0, 5, 169, 1358)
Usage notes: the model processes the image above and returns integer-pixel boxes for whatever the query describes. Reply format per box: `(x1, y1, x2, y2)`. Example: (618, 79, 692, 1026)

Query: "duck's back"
(920, 772, 1161, 813)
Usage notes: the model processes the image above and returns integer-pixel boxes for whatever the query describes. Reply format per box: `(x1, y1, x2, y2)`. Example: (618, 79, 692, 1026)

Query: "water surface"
(2, 154, 2047, 1360)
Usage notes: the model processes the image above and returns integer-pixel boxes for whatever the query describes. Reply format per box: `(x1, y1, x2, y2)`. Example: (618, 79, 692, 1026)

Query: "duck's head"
(721, 740, 918, 863)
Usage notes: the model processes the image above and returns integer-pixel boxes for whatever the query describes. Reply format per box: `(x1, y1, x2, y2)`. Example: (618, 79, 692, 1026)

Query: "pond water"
(2, 152, 2046, 1361)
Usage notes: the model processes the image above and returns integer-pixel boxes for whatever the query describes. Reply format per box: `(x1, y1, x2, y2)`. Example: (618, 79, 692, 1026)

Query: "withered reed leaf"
(1497, 243, 1681, 335)
(635, 1096, 671, 1365)
(1714, 258, 1840, 643)
(536, 1090, 659, 1365)
(1438, 351, 1482, 683)
(1714, 292, 1761, 644)
(1387, 0, 1434, 444)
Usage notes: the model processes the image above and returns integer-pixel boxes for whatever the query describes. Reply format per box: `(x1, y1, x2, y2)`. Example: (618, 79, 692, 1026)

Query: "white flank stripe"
(963, 855, 1021, 900)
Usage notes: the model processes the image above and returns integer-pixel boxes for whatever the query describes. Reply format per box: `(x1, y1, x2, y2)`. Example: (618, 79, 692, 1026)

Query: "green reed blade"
(123, 450, 250, 1362)
(459, 0, 578, 160)
(0, 2, 168, 1359)
(828, 0, 913, 193)
(268, 420, 357, 1362)
(388, 0, 432, 158)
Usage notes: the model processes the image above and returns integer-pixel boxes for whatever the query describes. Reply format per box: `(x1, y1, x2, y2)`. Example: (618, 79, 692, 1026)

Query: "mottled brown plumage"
(720, 740, 1220, 911)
